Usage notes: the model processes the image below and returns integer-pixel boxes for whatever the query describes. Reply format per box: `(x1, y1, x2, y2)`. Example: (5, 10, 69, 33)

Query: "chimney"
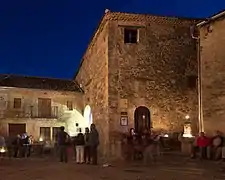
(105, 9, 110, 14)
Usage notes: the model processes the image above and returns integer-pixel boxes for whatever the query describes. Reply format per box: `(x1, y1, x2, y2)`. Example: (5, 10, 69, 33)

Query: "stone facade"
(75, 19, 110, 157)
(75, 11, 199, 157)
(0, 77, 84, 141)
(199, 13, 225, 135)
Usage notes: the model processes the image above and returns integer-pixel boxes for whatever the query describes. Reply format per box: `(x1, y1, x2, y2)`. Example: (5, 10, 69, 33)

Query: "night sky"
(0, 0, 224, 79)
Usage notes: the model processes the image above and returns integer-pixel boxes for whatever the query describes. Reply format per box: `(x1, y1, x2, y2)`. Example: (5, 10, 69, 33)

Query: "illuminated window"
(52, 127, 61, 141)
(40, 127, 50, 141)
(67, 101, 73, 110)
(124, 28, 138, 43)
(13, 98, 21, 109)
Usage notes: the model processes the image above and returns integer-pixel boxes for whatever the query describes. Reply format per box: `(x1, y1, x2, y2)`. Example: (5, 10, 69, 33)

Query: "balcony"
(30, 106, 59, 118)
(0, 102, 60, 119)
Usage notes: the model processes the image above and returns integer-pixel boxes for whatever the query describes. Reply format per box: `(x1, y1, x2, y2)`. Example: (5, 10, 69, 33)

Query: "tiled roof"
(0, 74, 83, 92)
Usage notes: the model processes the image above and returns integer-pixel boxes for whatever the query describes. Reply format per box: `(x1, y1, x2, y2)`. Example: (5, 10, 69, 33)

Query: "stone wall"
(0, 87, 84, 139)
(200, 17, 225, 135)
(75, 12, 199, 159)
(107, 13, 198, 136)
(0, 118, 65, 140)
(75, 20, 110, 157)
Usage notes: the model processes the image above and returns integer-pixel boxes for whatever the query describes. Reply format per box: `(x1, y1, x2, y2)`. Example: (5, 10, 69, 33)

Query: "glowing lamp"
(39, 137, 43, 142)
(164, 134, 169, 138)
(182, 133, 193, 138)
(0, 147, 6, 153)
(183, 115, 193, 138)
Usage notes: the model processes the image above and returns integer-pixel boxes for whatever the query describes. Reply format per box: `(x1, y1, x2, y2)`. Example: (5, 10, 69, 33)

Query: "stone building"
(197, 10, 225, 135)
(0, 74, 88, 142)
(3, 10, 224, 158)
(75, 11, 200, 157)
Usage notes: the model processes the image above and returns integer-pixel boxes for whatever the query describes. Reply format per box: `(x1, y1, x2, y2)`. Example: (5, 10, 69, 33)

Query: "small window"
(67, 101, 73, 110)
(187, 76, 197, 89)
(14, 98, 21, 109)
(40, 127, 51, 141)
(52, 127, 61, 142)
(124, 28, 138, 43)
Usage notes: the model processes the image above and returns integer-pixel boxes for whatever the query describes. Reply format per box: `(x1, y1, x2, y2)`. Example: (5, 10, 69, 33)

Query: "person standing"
(76, 128, 85, 164)
(197, 132, 210, 159)
(56, 126, 69, 163)
(89, 124, 99, 165)
(84, 127, 91, 163)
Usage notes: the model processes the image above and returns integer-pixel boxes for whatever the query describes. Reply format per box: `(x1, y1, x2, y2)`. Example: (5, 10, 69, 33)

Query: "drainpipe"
(190, 26, 204, 133)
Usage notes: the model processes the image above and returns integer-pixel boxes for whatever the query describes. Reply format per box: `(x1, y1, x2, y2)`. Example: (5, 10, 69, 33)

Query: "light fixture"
(185, 115, 190, 120)
(182, 133, 193, 138)
(164, 134, 169, 138)
(39, 137, 43, 142)
(0, 147, 6, 153)
(142, 115, 145, 119)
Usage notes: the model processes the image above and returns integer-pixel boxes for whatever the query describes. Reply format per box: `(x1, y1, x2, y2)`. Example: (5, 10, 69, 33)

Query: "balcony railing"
(0, 102, 60, 119)
(30, 106, 59, 118)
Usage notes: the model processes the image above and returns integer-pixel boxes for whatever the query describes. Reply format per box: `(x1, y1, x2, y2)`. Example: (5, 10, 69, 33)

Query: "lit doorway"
(83, 105, 93, 126)
(134, 106, 151, 134)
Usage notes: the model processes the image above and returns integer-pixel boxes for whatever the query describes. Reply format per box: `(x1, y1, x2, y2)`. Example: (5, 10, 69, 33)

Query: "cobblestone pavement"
(1, 156, 225, 180)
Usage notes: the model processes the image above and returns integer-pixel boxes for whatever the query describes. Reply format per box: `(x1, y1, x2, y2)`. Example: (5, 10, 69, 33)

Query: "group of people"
(122, 128, 163, 164)
(0, 133, 33, 158)
(56, 123, 99, 165)
(191, 131, 225, 160)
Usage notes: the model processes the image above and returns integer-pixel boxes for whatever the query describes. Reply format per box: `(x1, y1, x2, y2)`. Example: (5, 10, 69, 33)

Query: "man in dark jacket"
(84, 127, 90, 163)
(89, 124, 99, 165)
(56, 126, 69, 163)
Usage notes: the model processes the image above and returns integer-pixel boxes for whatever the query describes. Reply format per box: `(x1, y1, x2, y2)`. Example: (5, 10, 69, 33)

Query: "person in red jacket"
(197, 132, 210, 159)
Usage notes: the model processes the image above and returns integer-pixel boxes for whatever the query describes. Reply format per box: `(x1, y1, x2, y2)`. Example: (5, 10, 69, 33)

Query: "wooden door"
(38, 98, 51, 118)
(134, 106, 151, 134)
(8, 123, 26, 136)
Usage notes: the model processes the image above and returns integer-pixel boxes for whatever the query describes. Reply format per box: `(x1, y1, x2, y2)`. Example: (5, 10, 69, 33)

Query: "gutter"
(197, 10, 225, 27)
(190, 26, 204, 133)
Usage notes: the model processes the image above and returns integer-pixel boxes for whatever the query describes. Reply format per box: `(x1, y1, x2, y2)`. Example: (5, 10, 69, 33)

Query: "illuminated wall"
(83, 105, 93, 126)
(62, 109, 88, 137)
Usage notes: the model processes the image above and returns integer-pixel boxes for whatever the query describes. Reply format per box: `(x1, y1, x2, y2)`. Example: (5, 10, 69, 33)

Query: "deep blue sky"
(0, 0, 224, 79)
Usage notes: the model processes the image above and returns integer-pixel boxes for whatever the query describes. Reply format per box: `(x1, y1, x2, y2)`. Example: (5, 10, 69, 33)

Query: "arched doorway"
(83, 105, 93, 126)
(134, 106, 151, 134)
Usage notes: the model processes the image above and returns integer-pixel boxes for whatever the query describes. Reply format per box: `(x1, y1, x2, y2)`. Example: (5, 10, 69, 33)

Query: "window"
(38, 98, 51, 117)
(52, 127, 61, 142)
(13, 98, 21, 109)
(187, 76, 197, 89)
(40, 127, 51, 141)
(67, 101, 73, 110)
(124, 28, 138, 43)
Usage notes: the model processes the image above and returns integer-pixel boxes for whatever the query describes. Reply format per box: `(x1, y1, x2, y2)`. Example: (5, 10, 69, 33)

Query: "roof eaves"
(73, 80, 84, 93)
(73, 12, 110, 79)
(197, 10, 225, 27)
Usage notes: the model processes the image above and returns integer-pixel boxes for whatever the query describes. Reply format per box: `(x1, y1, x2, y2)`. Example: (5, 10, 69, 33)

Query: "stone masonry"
(75, 11, 200, 158)
(75, 19, 110, 157)
(199, 14, 225, 135)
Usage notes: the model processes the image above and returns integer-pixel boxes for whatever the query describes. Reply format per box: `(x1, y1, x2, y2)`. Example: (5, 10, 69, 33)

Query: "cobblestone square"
(1, 155, 225, 180)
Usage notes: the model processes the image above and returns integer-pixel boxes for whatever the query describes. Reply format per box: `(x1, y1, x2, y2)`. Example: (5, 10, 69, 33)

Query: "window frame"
(52, 127, 61, 142)
(124, 28, 139, 44)
(13, 98, 22, 109)
(66, 101, 73, 111)
(40, 127, 51, 141)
